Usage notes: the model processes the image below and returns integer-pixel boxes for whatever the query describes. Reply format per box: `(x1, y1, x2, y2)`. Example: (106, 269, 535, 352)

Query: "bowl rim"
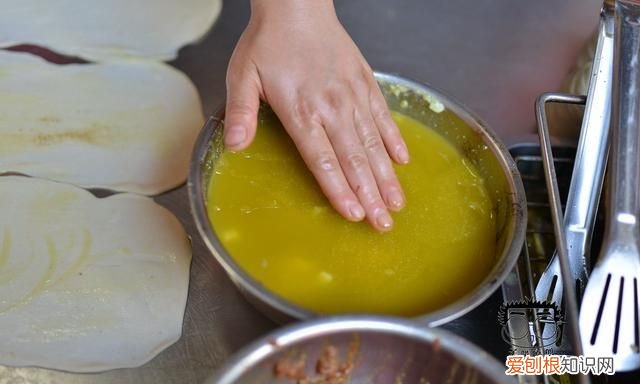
(206, 315, 513, 384)
(188, 71, 527, 325)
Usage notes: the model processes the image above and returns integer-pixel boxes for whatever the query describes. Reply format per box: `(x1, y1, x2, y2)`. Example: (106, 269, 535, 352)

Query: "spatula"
(579, 0, 640, 372)
(535, 4, 613, 353)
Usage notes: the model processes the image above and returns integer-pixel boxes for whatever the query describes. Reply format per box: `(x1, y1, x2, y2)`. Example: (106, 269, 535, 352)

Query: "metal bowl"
(188, 72, 526, 325)
(207, 316, 513, 384)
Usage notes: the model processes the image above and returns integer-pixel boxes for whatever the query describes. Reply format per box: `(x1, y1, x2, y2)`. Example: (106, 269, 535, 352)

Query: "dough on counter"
(0, 176, 192, 372)
(0, 50, 204, 195)
(0, 0, 222, 62)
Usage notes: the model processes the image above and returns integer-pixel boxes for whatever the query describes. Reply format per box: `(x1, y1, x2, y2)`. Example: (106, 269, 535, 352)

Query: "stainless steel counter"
(0, 1, 602, 383)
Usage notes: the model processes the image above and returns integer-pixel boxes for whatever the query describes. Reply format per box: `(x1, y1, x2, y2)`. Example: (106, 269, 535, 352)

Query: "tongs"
(537, 0, 640, 374)
(580, 0, 640, 372)
(535, 3, 613, 354)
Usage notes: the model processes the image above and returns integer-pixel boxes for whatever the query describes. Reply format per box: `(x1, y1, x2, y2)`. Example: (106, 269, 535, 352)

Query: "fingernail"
(375, 208, 393, 231)
(396, 144, 410, 164)
(386, 188, 405, 211)
(225, 126, 246, 148)
(348, 202, 365, 221)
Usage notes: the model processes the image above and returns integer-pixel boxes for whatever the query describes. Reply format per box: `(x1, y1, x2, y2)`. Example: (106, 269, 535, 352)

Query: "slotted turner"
(535, 4, 613, 354)
(579, 0, 640, 372)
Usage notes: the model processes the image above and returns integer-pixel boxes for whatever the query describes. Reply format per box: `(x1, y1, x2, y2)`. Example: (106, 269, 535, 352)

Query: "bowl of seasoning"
(207, 316, 513, 384)
(189, 72, 526, 325)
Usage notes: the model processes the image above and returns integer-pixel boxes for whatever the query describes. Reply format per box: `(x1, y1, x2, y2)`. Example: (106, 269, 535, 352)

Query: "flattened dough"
(0, 50, 204, 195)
(0, 176, 192, 372)
(0, 0, 222, 62)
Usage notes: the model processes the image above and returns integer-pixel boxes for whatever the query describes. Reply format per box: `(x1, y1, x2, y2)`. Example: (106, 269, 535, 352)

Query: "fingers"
(368, 80, 410, 165)
(224, 65, 261, 150)
(323, 105, 395, 231)
(281, 112, 366, 223)
(353, 107, 405, 212)
(275, 75, 408, 232)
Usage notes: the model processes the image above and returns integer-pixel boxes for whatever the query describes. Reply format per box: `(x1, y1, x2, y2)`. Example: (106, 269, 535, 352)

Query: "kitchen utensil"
(188, 72, 527, 325)
(535, 4, 613, 353)
(537, 94, 590, 382)
(579, 0, 640, 372)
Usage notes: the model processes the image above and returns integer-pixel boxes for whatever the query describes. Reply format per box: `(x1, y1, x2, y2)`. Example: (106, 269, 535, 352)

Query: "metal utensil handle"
(536, 94, 587, 368)
(564, 5, 613, 234)
(609, 0, 640, 238)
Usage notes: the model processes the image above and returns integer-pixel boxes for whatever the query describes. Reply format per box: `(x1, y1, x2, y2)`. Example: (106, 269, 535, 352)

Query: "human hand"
(224, 0, 409, 231)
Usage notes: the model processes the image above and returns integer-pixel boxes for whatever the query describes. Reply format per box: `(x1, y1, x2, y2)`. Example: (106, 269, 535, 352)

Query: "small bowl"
(207, 316, 513, 384)
(188, 72, 526, 325)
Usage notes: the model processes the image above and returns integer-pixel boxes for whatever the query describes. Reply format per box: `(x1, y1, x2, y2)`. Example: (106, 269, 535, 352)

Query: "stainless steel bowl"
(207, 316, 513, 384)
(188, 72, 526, 325)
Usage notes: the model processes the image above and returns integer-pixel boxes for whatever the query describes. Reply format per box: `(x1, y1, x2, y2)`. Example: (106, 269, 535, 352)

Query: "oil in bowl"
(206, 107, 496, 316)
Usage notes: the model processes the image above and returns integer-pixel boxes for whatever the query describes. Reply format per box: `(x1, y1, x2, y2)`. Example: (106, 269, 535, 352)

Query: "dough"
(0, 0, 223, 62)
(0, 176, 192, 372)
(0, 50, 204, 195)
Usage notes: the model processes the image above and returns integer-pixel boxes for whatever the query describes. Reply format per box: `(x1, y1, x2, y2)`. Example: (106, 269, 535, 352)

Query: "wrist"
(250, 0, 336, 22)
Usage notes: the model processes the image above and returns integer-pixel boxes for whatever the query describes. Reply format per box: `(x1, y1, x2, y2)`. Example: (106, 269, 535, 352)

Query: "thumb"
(224, 66, 261, 150)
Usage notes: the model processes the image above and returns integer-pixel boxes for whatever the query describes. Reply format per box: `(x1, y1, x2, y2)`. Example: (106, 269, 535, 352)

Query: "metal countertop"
(0, 1, 602, 383)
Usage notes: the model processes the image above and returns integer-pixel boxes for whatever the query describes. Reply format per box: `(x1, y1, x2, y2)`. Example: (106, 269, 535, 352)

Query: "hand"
(224, 0, 409, 231)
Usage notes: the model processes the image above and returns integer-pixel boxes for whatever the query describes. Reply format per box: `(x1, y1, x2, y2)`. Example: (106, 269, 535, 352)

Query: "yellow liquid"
(207, 110, 496, 316)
